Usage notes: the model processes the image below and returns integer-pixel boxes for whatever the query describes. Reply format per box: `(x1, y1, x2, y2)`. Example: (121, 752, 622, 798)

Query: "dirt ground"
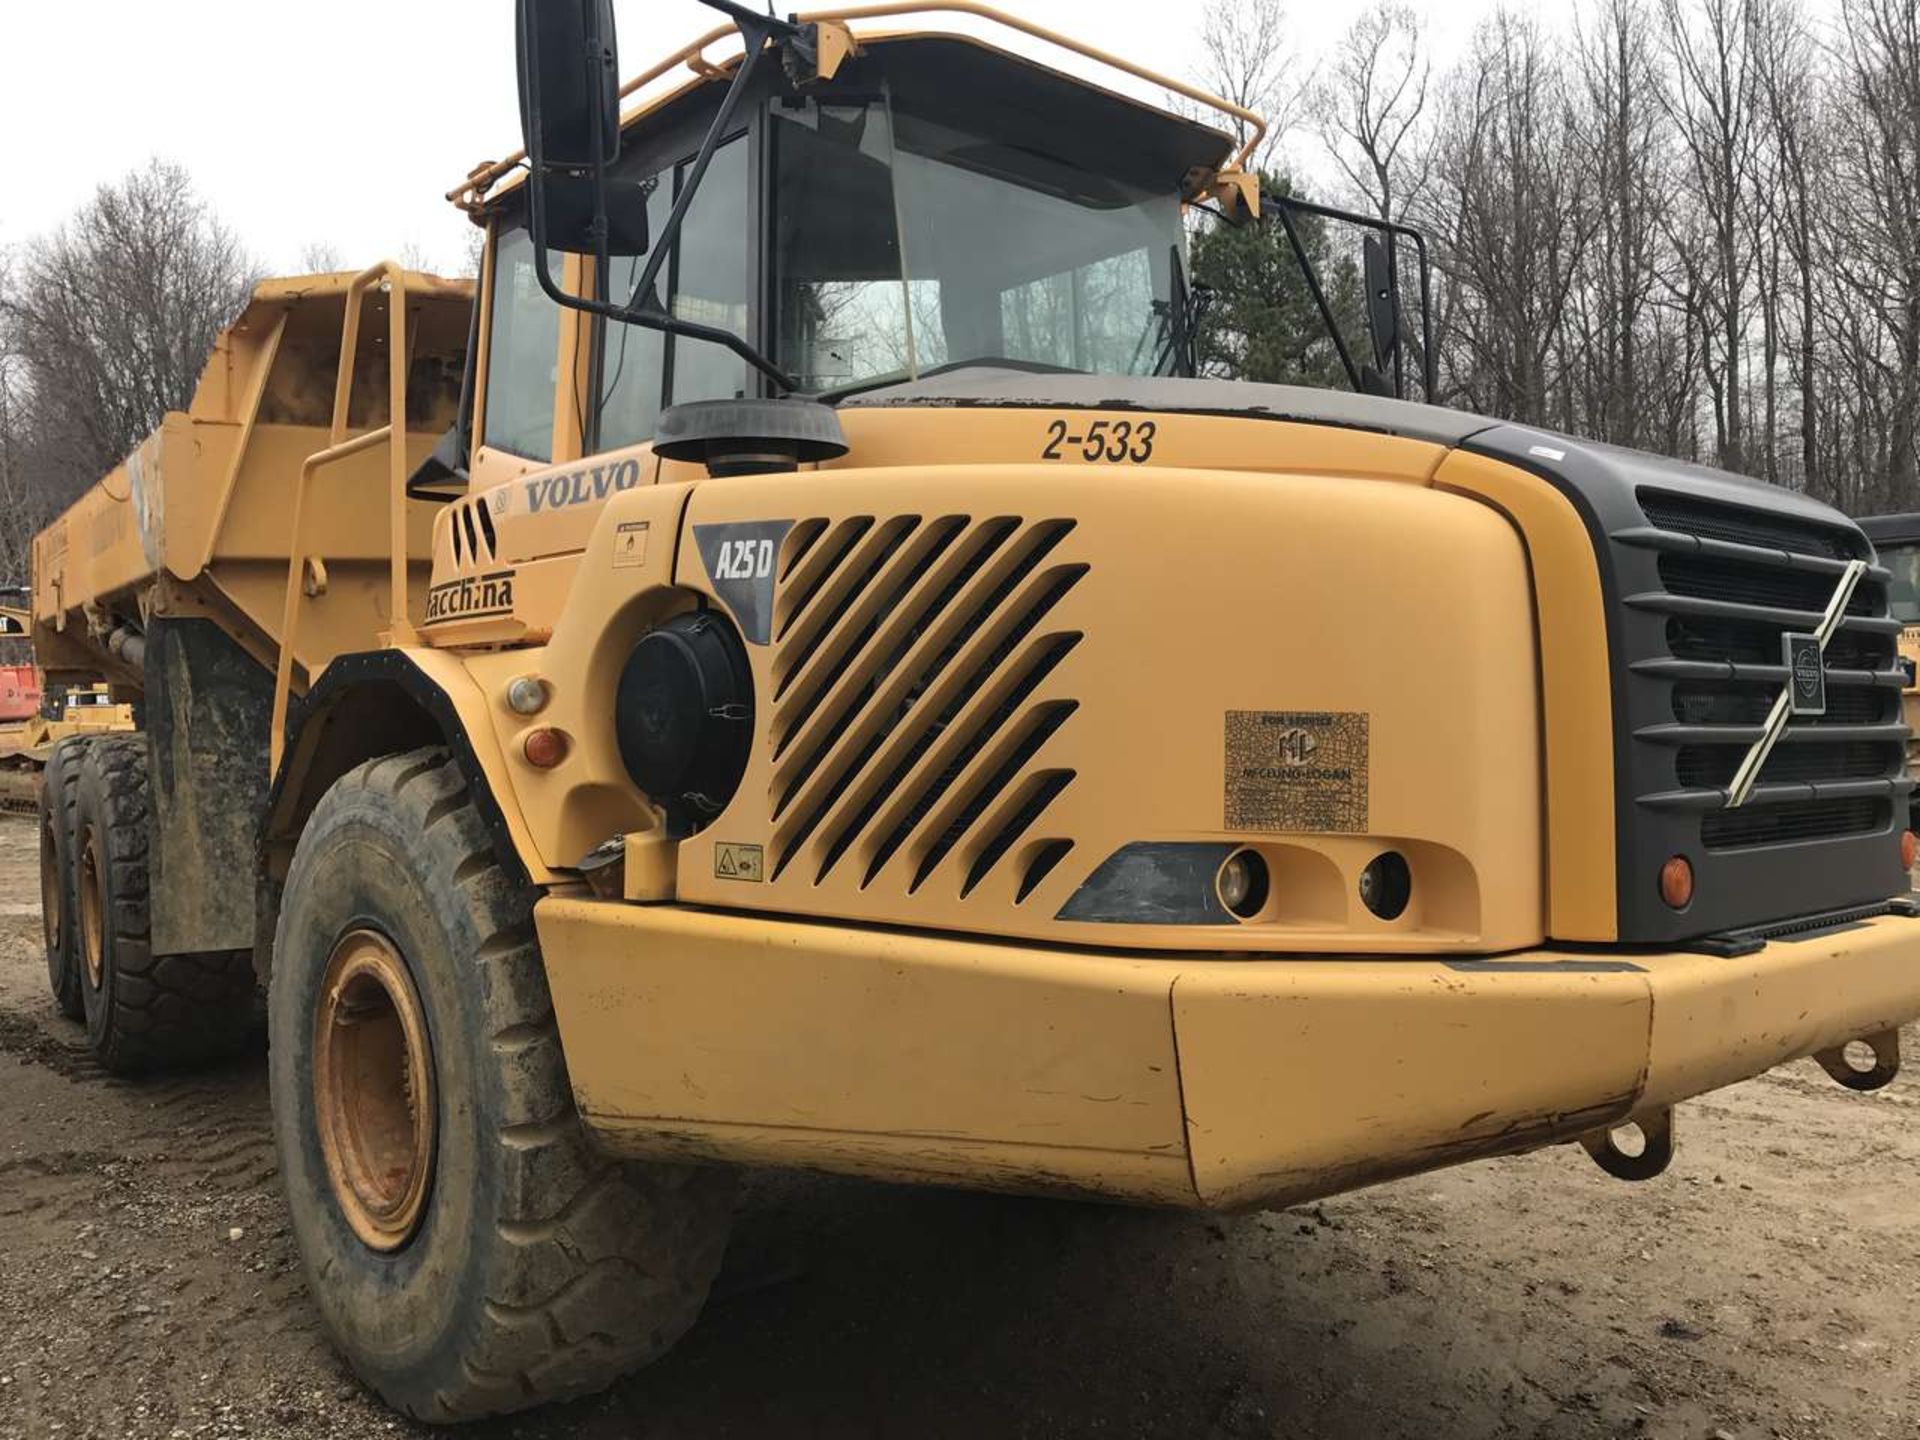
(0, 816, 1915, 1440)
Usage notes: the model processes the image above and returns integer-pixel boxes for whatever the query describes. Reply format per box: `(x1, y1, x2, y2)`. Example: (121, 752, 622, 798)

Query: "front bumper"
(537, 898, 1920, 1210)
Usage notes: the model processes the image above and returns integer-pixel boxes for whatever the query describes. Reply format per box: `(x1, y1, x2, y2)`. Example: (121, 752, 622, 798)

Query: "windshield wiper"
(815, 356, 1087, 403)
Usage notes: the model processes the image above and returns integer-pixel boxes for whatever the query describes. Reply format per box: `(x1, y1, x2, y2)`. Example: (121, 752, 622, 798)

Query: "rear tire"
(73, 734, 254, 1073)
(269, 747, 733, 1422)
(40, 738, 90, 1020)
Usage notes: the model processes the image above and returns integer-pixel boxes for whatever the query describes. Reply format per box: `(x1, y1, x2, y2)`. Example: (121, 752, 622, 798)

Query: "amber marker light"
(1658, 855, 1694, 910)
(1901, 830, 1918, 871)
(523, 727, 569, 769)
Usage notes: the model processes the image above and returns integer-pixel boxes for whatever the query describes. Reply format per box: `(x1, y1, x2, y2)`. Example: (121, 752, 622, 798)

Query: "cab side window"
(598, 135, 751, 451)
(483, 223, 562, 461)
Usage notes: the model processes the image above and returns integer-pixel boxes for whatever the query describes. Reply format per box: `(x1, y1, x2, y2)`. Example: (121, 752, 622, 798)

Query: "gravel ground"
(0, 815, 1916, 1439)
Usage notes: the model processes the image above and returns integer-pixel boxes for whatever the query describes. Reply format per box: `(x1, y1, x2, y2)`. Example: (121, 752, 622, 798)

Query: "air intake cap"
(614, 610, 753, 836)
(654, 398, 848, 477)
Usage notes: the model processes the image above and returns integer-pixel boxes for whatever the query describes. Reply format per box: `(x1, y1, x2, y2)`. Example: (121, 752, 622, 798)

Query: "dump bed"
(31, 270, 473, 690)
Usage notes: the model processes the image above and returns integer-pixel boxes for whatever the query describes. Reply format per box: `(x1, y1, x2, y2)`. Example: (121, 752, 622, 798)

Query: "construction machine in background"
(28, 0, 1920, 1423)
(1859, 512, 1920, 833)
(0, 594, 133, 813)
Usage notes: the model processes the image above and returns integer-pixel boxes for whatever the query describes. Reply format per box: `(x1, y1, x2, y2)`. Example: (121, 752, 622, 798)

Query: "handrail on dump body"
(447, 1, 1265, 211)
(269, 261, 414, 773)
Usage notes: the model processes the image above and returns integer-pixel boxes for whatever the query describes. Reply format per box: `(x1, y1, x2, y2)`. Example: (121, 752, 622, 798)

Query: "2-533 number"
(1040, 418, 1156, 463)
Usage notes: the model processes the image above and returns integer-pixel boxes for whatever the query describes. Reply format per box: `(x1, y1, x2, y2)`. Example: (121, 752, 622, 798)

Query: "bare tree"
(298, 241, 345, 273)
(1424, 12, 1595, 425)
(1659, 0, 1761, 474)
(1192, 0, 1311, 164)
(0, 159, 258, 576)
(1317, 3, 1433, 223)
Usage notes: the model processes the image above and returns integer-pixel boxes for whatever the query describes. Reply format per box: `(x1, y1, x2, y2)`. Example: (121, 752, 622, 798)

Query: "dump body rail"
(270, 262, 418, 772)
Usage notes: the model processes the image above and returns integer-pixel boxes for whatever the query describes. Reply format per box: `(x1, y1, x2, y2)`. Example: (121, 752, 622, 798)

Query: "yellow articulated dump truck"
(28, 0, 1920, 1422)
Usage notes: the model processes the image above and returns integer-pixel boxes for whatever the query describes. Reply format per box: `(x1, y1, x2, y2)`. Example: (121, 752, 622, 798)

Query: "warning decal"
(713, 841, 764, 882)
(1224, 711, 1369, 833)
(612, 520, 650, 568)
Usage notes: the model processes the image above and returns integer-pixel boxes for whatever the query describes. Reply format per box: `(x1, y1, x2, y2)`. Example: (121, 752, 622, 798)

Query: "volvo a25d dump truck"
(30, 0, 1920, 1422)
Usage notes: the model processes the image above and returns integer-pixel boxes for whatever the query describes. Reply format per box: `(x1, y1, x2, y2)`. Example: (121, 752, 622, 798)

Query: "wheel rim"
(78, 827, 104, 990)
(314, 929, 437, 1252)
(40, 809, 61, 956)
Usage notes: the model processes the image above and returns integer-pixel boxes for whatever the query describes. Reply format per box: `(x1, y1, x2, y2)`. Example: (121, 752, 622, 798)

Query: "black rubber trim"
(839, 370, 1502, 447)
(264, 649, 531, 888)
(1684, 894, 1920, 958)
(1442, 958, 1647, 974)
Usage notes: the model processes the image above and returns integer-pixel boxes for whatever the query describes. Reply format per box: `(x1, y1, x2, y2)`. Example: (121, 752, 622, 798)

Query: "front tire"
(269, 747, 733, 1422)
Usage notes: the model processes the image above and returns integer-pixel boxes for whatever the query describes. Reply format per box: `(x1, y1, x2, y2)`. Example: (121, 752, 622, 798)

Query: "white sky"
(0, 0, 1491, 277)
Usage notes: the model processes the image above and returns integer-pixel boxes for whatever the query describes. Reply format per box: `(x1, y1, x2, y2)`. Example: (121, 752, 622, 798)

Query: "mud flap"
(146, 618, 275, 955)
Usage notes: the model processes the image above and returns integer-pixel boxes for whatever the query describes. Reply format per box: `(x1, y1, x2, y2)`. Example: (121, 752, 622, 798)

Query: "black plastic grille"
(1627, 487, 1904, 855)
(1638, 493, 1855, 559)
(1658, 553, 1881, 615)
(1665, 616, 1884, 669)
(1702, 797, 1887, 851)
(1671, 682, 1892, 728)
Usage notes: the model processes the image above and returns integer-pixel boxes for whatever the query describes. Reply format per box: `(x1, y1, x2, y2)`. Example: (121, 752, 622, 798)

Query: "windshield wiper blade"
(814, 357, 1089, 403)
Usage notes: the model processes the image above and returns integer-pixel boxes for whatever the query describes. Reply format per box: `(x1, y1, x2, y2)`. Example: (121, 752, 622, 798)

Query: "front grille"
(1621, 487, 1906, 858)
(766, 513, 1084, 898)
(1637, 493, 1855, 558)
(1702, 797, 1887, 851)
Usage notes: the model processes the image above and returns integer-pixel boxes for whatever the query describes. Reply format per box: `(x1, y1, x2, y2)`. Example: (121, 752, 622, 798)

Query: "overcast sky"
(0, 0, 1488, 277)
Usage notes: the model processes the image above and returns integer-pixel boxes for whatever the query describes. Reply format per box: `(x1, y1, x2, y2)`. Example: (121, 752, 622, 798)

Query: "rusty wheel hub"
(313, 929, 437, 1252)
(77, 827, 105, 990)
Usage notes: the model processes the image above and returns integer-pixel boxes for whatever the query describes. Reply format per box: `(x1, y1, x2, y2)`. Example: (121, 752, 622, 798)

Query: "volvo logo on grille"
(1727, 557, 1865, 807)
(1784, 632, 1827, 716)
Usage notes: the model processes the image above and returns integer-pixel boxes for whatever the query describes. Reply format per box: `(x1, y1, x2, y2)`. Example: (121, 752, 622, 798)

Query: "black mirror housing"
(1362, 232, 1399, 376)
(516, 0, 622, 171)
(542, 174, 652, 257)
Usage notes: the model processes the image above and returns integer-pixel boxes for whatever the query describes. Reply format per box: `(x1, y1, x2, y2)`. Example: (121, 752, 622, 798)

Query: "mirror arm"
(1265, 191, 1438, 402)
(522, 0, 799, 393)
(1268, 197, 1363, 394)
(621, 9, 783, 320)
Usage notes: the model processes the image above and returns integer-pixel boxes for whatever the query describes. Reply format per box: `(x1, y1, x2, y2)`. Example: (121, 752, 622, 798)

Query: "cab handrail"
(448, 2, 1265, 211)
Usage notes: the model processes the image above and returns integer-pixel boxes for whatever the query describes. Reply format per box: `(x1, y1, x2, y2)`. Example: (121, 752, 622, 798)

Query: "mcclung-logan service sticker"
(1224, 710, 1370, 832)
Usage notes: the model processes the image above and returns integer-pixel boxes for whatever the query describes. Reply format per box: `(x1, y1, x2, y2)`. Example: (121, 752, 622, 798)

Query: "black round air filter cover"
(615, 610, 753, 835)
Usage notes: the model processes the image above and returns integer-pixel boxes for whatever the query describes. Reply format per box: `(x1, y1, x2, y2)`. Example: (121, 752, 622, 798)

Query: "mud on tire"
(269, 746, 734, 1423)
(40, 737, 91, 1020)
(73, 734, 256, 1073)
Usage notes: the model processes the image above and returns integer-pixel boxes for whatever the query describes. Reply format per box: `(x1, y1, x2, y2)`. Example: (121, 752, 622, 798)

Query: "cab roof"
(452, 18, 1244, 215)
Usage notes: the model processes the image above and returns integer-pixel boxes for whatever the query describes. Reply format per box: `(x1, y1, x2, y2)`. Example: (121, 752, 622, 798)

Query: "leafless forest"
(1291, 0, 1920, 518)
(5, 0, 1920, 590)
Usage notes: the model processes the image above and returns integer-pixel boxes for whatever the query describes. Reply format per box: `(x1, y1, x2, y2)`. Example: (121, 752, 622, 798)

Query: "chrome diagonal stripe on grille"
(1726, 557, 1868, 808)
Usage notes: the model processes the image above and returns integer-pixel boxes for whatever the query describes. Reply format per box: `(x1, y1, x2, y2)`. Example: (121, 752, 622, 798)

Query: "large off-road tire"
(40, 738, 91, 1020)
(269, 747, 733, 1423)
(73, 734, 255, 1073)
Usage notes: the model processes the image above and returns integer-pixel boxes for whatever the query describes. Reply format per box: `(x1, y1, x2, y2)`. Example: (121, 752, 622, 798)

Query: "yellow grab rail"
(448, 2, 1265, 210)
(269, 261, 415, 773)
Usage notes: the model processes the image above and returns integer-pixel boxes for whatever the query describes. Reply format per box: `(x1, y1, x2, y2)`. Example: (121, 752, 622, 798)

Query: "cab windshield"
(770, 95, 1186, 393)
(1883, 542, 1920, 623)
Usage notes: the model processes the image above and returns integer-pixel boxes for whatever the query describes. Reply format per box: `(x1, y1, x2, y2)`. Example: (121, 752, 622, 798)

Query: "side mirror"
(517, 0, 651, 255)
(517, 0, 621, 170)
(1361, 233, 1400, 395)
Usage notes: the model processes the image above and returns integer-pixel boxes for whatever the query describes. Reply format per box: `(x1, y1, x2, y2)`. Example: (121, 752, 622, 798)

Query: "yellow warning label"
(612, 520, 650, 569)
(713, 841, 764, 882)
